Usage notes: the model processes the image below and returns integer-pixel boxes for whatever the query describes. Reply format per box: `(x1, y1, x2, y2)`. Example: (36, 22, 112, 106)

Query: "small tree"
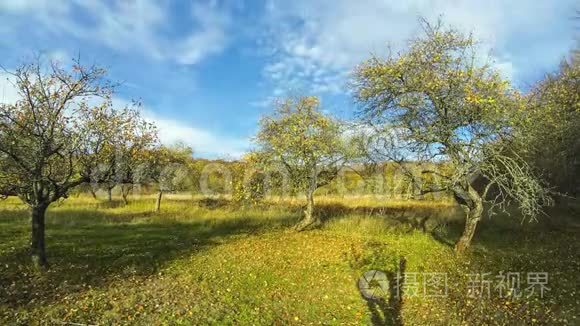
(231, 163, 265, 204)
(0, 58, 155, 268)
(113, 107, 158, 204)
(254, 96, 349, 231)
(352, 20, 552, 253)
(140, 144, 193, 212)
(86, 104, 157, 204)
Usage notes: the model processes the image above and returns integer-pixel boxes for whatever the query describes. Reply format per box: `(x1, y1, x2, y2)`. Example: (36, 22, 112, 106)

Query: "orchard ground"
(0, 194, 578, 325)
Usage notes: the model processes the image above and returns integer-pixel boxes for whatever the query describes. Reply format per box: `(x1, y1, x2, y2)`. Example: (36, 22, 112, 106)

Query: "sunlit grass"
(0, 194, 578, 324)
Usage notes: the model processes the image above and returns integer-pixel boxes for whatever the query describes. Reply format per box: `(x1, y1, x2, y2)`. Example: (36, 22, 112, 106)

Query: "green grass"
(0, 195, 578, 325)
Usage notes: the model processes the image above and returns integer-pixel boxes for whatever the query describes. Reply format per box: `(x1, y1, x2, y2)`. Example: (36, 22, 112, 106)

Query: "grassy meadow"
(0, 194, 578, 325)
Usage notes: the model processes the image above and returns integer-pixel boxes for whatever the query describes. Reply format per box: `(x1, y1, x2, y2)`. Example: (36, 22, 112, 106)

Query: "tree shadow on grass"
(0, 207, 296, 310)
(314, 201, 464, 247)
(430, 207, 580, 253)
(440, 211, 580, 325)
(361, 258, 407, 326)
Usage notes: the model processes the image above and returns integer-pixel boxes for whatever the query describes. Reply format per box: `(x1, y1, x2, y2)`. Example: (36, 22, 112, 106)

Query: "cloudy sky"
(0, 0, 577, 158)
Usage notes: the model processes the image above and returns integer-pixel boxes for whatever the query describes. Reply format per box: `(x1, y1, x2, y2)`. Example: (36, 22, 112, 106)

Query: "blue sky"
(0, 0, 577, 158)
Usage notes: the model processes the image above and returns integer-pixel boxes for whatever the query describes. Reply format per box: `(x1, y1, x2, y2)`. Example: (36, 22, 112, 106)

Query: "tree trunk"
(89, 188, 97, 199)
(121, 185, 131, 205)
(454, 186, 483, 254)
(31, 204, 49, 270)
(294, 178, 320, 231)
(155, 191, 163, 212)
(107, 188, 113, 202)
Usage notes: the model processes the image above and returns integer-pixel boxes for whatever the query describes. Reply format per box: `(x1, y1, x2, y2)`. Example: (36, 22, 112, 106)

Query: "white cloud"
(143, 110, 249, 159)
(0, 0, 39, 11)
(47, 49, 69, 63)
(175, 3, 232, 65)
(0, 0, 233, 65)
(76, 0, 166, 59)
(261, 0, 577, 94)
(108, 97, 248, 158)
(494, 60, 516, 81)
